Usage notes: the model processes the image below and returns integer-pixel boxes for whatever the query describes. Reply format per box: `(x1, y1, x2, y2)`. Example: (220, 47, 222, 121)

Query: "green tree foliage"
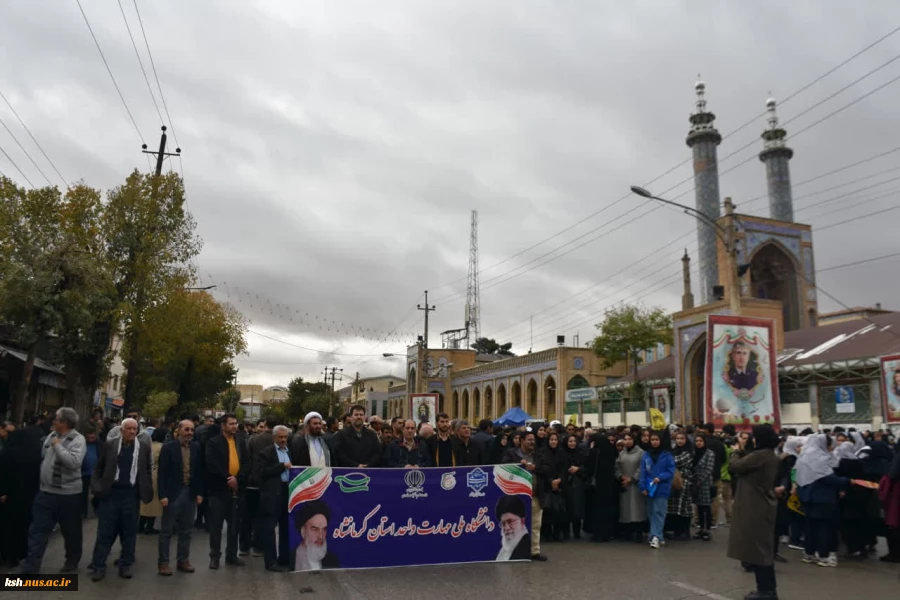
(590, 304, 673, 374)
(143, 390, 178, 419)
(471, 337, 515, 356)
(0, 179, 116, 421)
(278, 377, 337, 423)
(135, 290, 247, 410)
(217, 387, 241, 413)
(104, 171, 201, 409)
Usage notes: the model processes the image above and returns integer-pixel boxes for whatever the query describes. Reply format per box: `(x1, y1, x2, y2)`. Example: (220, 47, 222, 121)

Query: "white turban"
(303, 411, 323, 425)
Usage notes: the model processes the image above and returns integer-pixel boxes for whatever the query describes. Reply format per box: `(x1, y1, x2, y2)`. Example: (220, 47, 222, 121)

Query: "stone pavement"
(3, 519, 898, 599)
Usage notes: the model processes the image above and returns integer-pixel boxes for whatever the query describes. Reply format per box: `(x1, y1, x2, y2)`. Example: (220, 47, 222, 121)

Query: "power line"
(429, 24, 900, 299)
(0, 89, 67, 187)
(117, 0, 164, 125)
(489, 229, 696, 338)
(73, 0, 144, 142)
(132, 0, 179, 148)
(0, 116, 52, 186)
(816, 204, 900, 231)
(818, 251, 900, 273)
(0, 143, 34, 188)
(247, 329, 404, 357)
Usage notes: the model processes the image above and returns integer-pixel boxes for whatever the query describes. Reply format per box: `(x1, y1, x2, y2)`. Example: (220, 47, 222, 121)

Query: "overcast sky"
(3, 1, 900, 388)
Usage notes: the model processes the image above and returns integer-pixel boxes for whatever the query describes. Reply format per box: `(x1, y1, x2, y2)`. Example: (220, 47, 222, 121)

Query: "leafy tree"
(217, 387, 241, 413)
(590, 305, 673, 376)
(280, 377, 335, 423)
(143, 391, 178, 419)
(0, 179, 116, 421)
(104, 171, 201, 410)
(471, 337, 515, 356)
(133, 290, 247, 410)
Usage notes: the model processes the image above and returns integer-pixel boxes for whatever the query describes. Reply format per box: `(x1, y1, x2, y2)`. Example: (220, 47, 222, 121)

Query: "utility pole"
(325, 366, 343, 413)
(417, 291, 436, 394)
(122, 127, 182, 412)
(142, 125, 181, 177)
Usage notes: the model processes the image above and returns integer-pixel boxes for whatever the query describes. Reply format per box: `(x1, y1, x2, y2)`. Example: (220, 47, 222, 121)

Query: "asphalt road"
(3, 519, 898, 599)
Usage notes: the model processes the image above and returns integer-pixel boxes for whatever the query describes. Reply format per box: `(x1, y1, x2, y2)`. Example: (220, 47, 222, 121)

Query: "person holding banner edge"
(254, 425, 293, 572)
(503, 431, 550, 561)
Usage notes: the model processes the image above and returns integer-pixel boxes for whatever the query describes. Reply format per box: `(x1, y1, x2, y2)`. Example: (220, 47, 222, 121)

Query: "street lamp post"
(630, 186, 741, 314)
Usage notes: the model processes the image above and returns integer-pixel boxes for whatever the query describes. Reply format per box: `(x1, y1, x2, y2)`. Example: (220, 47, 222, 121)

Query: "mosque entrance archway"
(686, 335, 707, 425)
(749, 242, 801, 331)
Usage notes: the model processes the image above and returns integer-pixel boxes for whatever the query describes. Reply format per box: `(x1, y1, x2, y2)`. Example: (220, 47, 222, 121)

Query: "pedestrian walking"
(157, 420, 204, 576)
(88, 418, 154, 581)
(15, 407, 86, 575)
(205, 413, 249, 569)
(727, 424, 781, 600)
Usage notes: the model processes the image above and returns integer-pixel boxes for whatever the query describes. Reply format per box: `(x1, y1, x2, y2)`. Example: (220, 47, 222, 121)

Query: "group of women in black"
(494, 422, 721, 544)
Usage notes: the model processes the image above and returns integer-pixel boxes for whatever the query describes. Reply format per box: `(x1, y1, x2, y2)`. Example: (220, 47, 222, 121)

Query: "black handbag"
(541, 490, 565, 513)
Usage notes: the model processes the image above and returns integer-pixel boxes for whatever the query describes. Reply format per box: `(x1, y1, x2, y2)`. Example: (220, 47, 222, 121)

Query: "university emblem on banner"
(467, 467, 488, 497)
(334, 472, 371, 494)
(440, 471, 457, 490)
(402, 469, 428, 499)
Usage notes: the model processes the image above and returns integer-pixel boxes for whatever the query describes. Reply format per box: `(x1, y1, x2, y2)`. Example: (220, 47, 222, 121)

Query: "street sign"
(565, 388, 597, 402)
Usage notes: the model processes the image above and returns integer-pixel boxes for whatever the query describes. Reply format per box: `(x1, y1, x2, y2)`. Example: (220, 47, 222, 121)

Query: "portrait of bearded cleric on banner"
(293, 500, 340, 571)
(494, 495, 531, 561)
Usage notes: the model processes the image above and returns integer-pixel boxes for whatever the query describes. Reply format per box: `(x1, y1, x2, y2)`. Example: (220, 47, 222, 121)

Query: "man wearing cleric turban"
(292, 500, 340, 571)
(290, 412, 332, 468)
(494, 495, 531, 561)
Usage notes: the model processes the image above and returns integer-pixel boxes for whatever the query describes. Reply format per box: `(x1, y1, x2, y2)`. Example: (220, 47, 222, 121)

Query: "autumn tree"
(134, 290, 247, 410)
(104, 171, 201, 410)
(0, 178, 116, 421)
(471, 337, 515, 356)
(590, 305, 673, 378)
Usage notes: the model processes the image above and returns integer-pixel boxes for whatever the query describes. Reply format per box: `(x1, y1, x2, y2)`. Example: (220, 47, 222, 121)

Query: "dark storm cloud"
(3, 0, 900, 386)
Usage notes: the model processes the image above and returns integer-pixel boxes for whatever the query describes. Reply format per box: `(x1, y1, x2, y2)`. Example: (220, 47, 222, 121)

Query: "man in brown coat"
(88, 418, 154, 581)
(726, 424, 780, 600)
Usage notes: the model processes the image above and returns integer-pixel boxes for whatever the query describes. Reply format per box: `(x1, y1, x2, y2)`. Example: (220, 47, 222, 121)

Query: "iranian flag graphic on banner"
(492, 464, 533, 497)
(288, 467, 333, 511)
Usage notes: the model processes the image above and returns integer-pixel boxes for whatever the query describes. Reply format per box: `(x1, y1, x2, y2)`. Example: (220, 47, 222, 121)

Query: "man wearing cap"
(290, 412, 332, 468)
(292, 500, 340, 571)
(495, 495, 531, 561)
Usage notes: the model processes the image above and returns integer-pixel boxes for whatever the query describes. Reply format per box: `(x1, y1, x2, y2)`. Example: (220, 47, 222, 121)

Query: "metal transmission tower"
(465, 210, 481, 348)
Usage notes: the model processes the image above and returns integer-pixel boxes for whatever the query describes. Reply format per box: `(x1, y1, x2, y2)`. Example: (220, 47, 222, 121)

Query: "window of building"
(113, 375, 119, 391)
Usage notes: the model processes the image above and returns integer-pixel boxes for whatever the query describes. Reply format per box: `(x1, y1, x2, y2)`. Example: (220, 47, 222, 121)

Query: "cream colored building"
(395, 344, 625, 422)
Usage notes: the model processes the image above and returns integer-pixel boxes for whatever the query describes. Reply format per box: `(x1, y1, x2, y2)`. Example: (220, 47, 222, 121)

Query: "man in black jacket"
(88, 418, 153, 581)
(156, 420, 204, 576)
(333, 405, 381, 468)
(385, 420, 433, 468)
(254, 425, 292, 572)
(453, 420, 484, 466)
(204, 414, 249, 569)
(241, 417, 275, 557)
(290, 412, 332, 467)
(472, 419, 495, 460)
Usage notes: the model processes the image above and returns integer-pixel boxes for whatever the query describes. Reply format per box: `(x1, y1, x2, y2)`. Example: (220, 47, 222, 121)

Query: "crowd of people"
(0, 405, 898, 599)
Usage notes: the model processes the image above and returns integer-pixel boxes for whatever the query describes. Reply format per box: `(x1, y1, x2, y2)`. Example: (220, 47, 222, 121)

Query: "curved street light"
(630, 185, 741, 313)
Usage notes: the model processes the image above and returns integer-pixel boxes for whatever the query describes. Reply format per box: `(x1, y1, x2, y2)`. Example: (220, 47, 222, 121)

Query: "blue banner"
(287, 465, 533, 571)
